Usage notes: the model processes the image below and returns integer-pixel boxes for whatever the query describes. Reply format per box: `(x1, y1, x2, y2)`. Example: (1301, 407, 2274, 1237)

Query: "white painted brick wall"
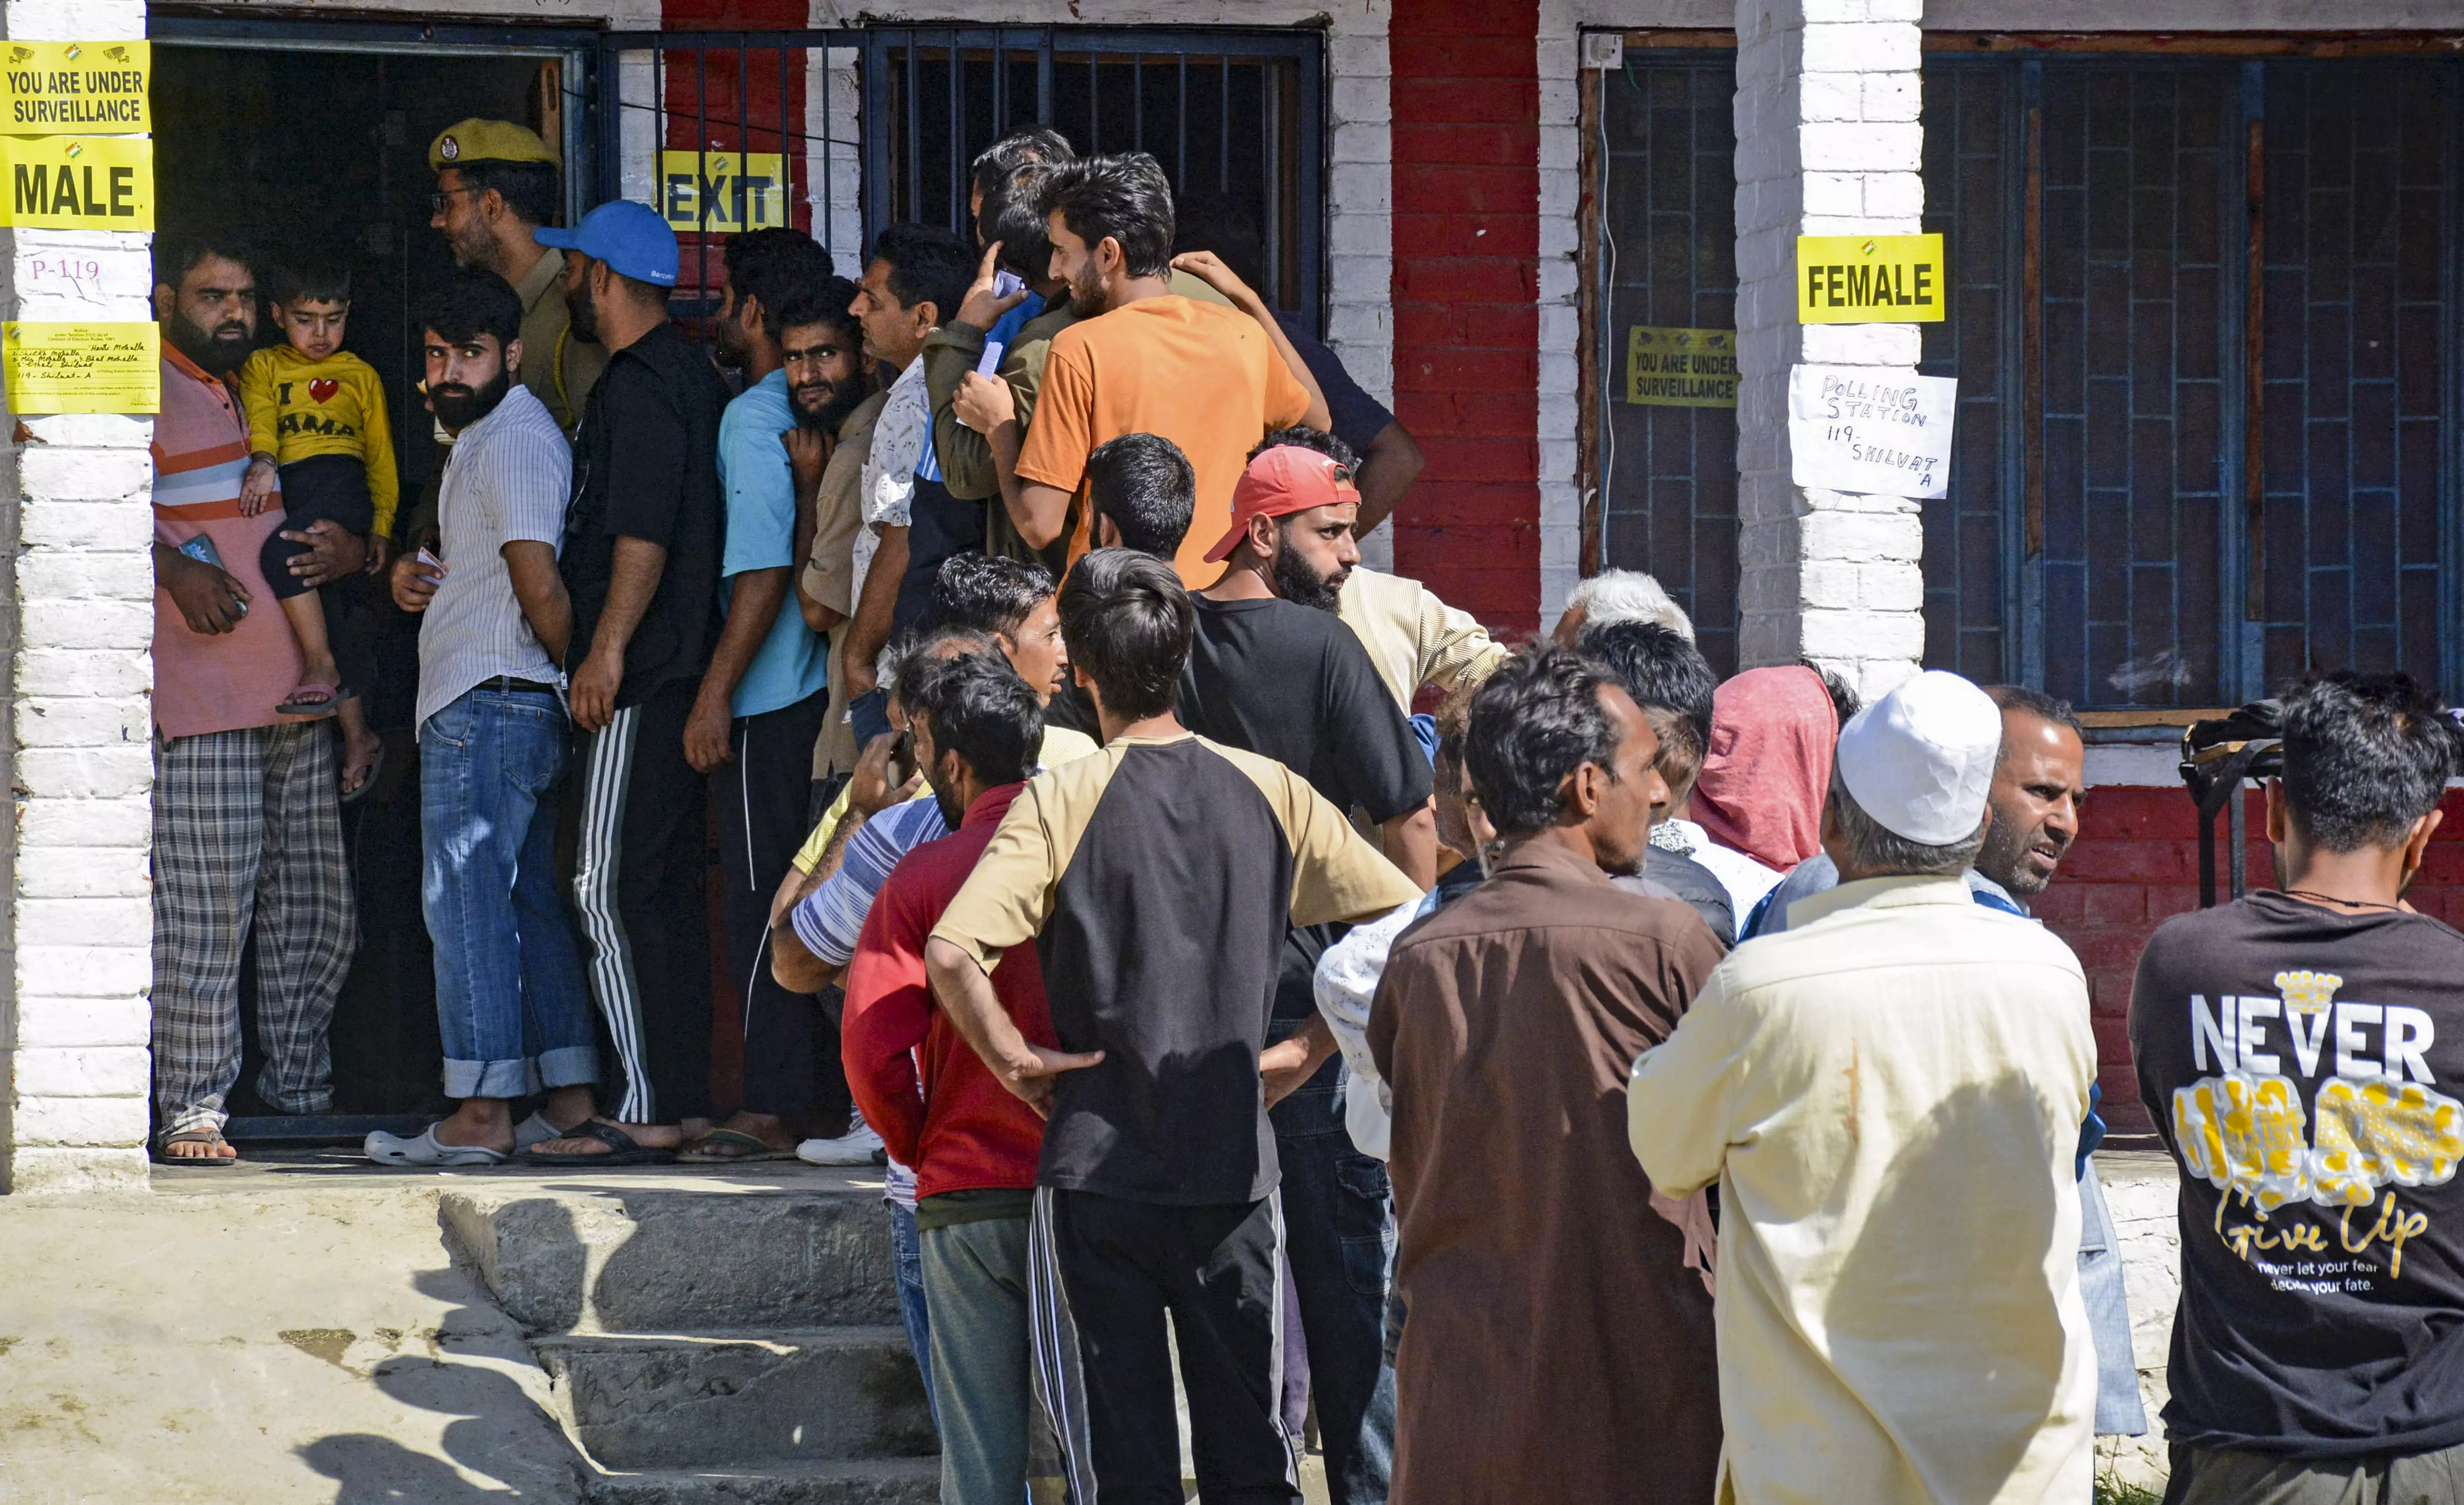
(1536, 0, 1584, 624)
(1733, 0, 1924, 693)
(3, 0, 156, 1195)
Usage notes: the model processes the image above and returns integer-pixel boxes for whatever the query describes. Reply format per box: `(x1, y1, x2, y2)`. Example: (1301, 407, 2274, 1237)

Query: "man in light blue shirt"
(682, 228, 848, 1163)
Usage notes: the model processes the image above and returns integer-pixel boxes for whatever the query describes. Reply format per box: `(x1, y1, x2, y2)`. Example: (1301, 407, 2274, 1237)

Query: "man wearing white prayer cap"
(1626, 669, 2100, 1505)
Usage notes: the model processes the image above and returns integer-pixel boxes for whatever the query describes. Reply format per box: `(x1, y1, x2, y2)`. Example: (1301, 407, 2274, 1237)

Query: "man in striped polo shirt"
(148, 235, 358, 1165)
(367, 269, 600, 1167)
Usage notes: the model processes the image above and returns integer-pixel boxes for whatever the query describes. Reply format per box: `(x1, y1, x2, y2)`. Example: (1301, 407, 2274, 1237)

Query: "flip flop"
(520, 1119, 679, 1167)
(276, 682, 359, 719)
(364, 1123, 508, 1167)
(679, 1127, 799, 1164)
(339, 738, 387, 805)
(151, 1127, 239, 1167)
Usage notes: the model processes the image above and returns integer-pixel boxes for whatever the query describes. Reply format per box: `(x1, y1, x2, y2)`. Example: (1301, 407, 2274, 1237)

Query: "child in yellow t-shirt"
(238, 261, 397, 797)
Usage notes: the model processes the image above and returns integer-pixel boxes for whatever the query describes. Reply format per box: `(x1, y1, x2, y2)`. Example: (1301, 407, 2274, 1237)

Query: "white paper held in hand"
(1786, 365, 1957, 500)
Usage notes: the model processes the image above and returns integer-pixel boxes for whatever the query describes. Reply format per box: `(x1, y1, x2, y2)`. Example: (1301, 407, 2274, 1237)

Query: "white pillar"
(1733, 0, 1925, 700)
(2, 0, 159, 1193)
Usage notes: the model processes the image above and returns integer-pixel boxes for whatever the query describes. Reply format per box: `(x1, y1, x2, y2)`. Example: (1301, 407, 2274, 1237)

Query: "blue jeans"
(420, 685, 596, 1100)
(1270, 1066, 1396, 1505)
(890, 1199, 936, 1419)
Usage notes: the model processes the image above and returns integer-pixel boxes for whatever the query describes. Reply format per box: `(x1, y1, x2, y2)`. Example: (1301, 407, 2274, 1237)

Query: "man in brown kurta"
(1369, 646, 1724, 1504)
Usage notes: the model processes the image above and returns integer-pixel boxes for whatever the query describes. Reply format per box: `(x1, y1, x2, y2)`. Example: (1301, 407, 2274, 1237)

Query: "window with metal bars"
(1582, 42, 2464, 710)
(591, 28, 1323, 328)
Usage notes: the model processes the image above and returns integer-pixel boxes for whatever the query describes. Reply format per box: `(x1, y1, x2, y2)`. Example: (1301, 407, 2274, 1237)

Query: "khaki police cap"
(429, 119, 557, 173)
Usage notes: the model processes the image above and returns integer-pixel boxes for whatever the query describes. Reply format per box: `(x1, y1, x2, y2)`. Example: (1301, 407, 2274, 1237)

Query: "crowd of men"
(144, 115, 2464, 1505)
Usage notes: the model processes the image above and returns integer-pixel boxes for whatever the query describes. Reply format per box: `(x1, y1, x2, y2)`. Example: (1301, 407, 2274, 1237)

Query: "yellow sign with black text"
(660, 151, 787, 233)
(0, 136, 151, 229)
(1625, 326, 1738, 408)
(2, 41, 149, 133)
(2, 321, 158, 414)
(1796, 233, 1945, 323)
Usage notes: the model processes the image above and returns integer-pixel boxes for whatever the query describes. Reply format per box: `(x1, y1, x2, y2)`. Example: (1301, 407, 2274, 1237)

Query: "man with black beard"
(148, 234, 358, 1165)
(785, 285, 887, 799)
(368, 268, 600, 1166)
(1172, 426, 1436, 1505)
(677, 231, 856, 1165)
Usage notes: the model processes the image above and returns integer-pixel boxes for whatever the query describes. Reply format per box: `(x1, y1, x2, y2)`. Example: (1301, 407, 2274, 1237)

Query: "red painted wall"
(1389, 0, 1544, 638)
(2039, 785, 2464, 1137)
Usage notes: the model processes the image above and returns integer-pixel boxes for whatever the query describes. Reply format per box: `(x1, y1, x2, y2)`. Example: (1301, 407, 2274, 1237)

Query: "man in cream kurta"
(1628, 670, 2098, 1505)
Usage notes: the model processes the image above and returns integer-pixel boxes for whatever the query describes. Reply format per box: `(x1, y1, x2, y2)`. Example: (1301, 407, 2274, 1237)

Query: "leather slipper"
(679, 1127, 799, 1163)
(520, 1119, 678, 1167)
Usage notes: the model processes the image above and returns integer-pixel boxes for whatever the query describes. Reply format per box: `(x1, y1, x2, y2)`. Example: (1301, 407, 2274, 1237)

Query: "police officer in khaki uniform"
(429, 118, 607, 435)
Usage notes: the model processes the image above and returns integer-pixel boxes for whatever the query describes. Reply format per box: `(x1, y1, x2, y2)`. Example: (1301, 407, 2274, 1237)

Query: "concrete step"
(538, 1328, 936, 1472)
(583, 1456, 940, 1505)
(440, 1187, 898, 1335)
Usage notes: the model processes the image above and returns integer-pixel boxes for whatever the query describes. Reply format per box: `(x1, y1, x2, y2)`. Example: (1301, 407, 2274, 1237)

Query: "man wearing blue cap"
(526, 201, 734, 1165)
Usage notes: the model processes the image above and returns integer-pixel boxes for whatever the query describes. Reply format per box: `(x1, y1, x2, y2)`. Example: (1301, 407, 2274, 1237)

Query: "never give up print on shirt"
(2129, 889, 2464, 1455)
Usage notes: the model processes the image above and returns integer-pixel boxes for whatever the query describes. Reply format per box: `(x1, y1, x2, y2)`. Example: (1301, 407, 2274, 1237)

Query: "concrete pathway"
(0, 1153, 878, 1505)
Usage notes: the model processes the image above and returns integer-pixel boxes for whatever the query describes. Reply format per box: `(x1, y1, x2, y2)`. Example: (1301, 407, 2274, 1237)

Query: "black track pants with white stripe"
(714, 687, 849, 1120)
(571, 679, 712, 1123)
(1029, 1188, 1301, 1505)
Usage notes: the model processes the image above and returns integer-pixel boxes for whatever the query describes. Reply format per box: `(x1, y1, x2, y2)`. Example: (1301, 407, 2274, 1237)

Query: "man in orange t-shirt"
(953, 151, 1327, 587)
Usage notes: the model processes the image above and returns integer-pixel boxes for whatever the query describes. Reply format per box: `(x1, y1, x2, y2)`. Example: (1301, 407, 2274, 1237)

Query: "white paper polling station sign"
(1787, 365, 1956, 500)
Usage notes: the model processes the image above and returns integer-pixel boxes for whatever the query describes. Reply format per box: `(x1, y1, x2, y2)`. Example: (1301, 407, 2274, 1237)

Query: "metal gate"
(592, 27, 1325, 327)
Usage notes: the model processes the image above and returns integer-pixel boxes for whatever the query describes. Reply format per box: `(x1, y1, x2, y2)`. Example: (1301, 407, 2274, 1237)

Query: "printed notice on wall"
(0, 136, 152, 230)
(3, 322, 159, 414)
(1787, 365, 1954, 499)
(2, 41, 150, 132)
(1625, 326, 1738, 408)
(660, 151, 788, 233)
(1796, 233, 1945, 323)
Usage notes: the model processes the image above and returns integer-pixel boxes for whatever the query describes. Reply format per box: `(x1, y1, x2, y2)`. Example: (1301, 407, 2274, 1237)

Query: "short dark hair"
(272, 259, 351, 307)
(904, 647, 1044, 789)
(418, 268, 523, 349)
(1041, 153, 1175, 279)
(886, 625, 998, 705)
(1086, 433, 1197, 559)
(1058, 547, 1192, 721)
(869, 221, 974, 327)
(454, 158, 562, 229)
(971, 125, 1075, 208)
(1172, 190, 1265, 290)
(1466, 648, 1624, 837)
(927, 553, 1055, 640)
(1985, 684, 2085, 742)
(2280, 672, 2463, 853)
(984, 162, 1061, 283)
(726, 227, 836, 342)
(1802, 660, 1862, 728)
(155, 232, 256, 292)
(1581, 621, 1716, 763)
(775, 273, 863, 348)
(1252, 425, 1357, 471)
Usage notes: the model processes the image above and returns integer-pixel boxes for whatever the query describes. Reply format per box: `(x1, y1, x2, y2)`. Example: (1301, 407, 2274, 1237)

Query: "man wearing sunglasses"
(429, 119, 607, 436)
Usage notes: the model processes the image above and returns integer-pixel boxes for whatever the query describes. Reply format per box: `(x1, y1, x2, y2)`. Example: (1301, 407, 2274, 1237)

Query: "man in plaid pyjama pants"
(150, 724, 357, 1139)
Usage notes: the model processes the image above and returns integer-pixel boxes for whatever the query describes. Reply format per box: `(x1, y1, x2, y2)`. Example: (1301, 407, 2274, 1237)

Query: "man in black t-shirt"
(2131, 672, 2464, 1501)
(1178, 430, 1434, 1505)
(526, 202, 732, 1163)
(927, 550, 1420, 1505)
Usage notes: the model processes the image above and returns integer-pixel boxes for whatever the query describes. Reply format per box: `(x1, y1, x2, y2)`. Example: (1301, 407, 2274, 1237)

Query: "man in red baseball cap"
(1178, 425, 1438, 1505)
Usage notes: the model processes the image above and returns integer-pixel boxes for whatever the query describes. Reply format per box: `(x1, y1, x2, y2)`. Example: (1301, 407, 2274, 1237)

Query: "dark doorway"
(151, 27, 589, 1126)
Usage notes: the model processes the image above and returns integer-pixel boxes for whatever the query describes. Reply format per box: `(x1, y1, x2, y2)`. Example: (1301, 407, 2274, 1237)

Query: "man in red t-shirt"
(841, 648, 1060, 1505)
